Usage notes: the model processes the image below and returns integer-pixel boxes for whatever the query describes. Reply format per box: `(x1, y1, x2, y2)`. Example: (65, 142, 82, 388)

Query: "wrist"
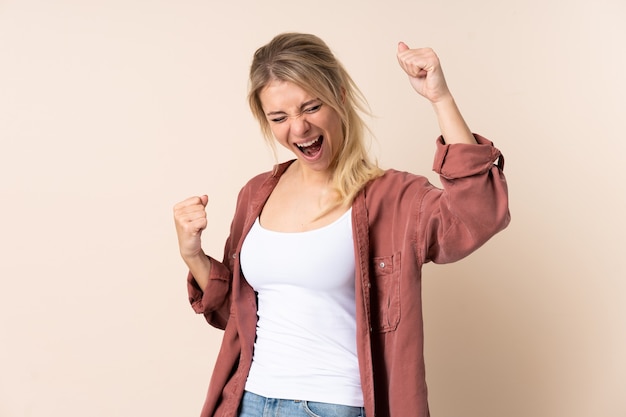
(182, 250, 209, 267)
(430, 93, 455, 110)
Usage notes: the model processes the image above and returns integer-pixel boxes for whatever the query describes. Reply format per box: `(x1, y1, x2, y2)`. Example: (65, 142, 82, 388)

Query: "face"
(259, 80, 344, 174)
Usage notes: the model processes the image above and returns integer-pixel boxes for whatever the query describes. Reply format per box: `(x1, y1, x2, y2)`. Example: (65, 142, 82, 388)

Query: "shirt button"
(379, 262, 385, 268)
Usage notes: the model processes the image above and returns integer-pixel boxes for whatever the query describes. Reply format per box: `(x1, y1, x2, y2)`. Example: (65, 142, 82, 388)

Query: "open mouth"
(295, 136, 324, 158)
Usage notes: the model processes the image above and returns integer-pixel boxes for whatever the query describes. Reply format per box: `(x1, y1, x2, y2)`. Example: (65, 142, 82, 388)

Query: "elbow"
(435, 207, 511, 264)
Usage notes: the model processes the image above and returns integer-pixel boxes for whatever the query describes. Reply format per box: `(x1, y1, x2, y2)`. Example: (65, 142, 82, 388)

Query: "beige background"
(1, 0, 625, 416)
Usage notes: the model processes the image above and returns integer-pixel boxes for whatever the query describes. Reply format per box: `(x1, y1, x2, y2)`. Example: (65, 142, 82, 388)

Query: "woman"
(174, 32, 510, 417)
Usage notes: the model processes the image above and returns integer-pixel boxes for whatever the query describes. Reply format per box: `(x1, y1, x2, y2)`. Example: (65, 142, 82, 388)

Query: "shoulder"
(244, 160, 293, 186)
(237, 160, 295, 198)
(360, 168, 435, 210)
(242, 170, 274, 190)
(367, 169, 432, 192)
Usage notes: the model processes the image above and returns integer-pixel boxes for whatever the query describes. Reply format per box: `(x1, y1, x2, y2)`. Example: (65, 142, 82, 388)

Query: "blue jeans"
(238, 391, 365, 417)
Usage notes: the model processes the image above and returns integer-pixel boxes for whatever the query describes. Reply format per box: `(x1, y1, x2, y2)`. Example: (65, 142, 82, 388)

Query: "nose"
(290, 114, 311, 136)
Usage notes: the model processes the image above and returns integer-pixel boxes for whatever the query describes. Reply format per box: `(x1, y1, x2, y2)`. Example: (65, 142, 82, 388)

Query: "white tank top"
(240, 208, 363, 406)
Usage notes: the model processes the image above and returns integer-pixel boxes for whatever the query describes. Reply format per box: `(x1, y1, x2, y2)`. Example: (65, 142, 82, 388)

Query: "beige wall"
(1, 0, 624, 416)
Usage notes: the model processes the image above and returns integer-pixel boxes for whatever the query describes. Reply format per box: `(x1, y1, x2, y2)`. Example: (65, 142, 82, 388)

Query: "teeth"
(296, 137, 320, 148)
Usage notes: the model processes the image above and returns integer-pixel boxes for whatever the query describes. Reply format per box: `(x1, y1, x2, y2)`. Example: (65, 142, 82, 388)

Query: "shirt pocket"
(371, 251, 401, 332)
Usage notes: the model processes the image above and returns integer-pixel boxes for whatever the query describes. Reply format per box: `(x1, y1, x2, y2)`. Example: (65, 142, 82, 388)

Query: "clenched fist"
(396, 42, 451, 104)
(173, 195, 209, 260)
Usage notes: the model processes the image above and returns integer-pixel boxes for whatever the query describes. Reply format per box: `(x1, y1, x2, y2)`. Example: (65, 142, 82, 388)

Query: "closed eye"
(270, 115, 288, 123)
(303, 103, 323, 114)
(267, 100, 324, 124)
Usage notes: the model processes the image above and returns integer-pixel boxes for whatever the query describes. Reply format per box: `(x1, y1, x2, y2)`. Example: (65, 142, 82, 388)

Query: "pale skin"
(173, 42, 476, 290)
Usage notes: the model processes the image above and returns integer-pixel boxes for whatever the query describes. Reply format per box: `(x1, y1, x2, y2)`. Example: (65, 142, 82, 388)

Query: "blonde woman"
(174, 32, 510, 417)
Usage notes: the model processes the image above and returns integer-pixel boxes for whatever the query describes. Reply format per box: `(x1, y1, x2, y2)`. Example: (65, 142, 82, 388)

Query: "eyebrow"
(265, 99, 322, 116)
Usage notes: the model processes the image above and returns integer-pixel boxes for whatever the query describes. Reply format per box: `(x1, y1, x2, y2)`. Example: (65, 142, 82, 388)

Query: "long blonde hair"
(247, 32, 383, 208)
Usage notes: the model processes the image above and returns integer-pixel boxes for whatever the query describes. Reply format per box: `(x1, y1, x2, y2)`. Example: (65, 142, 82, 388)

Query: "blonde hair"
(248, 32, 383, 208)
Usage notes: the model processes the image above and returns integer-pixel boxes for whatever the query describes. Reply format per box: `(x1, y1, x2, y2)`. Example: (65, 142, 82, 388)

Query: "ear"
(340, 86, 347, 104)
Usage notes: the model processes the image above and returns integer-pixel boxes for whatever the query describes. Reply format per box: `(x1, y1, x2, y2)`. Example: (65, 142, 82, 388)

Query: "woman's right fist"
(173, 195, 209, 259)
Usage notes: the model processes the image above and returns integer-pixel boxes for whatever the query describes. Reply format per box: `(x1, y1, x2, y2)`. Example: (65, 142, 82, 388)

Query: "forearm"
(182, 251, 212, 291)
(431, 95, 476, 145)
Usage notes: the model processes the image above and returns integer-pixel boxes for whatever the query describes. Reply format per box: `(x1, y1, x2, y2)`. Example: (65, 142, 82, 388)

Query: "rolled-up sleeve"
(187, 256, 232, 329)
(421, 134, 510, 264)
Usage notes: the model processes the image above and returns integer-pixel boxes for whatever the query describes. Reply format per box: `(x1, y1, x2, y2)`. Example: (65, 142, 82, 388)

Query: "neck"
(291, 160, 333, 188)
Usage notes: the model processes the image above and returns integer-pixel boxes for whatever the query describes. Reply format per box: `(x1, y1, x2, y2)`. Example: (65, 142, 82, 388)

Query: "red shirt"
(187, 135, 510, 417)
